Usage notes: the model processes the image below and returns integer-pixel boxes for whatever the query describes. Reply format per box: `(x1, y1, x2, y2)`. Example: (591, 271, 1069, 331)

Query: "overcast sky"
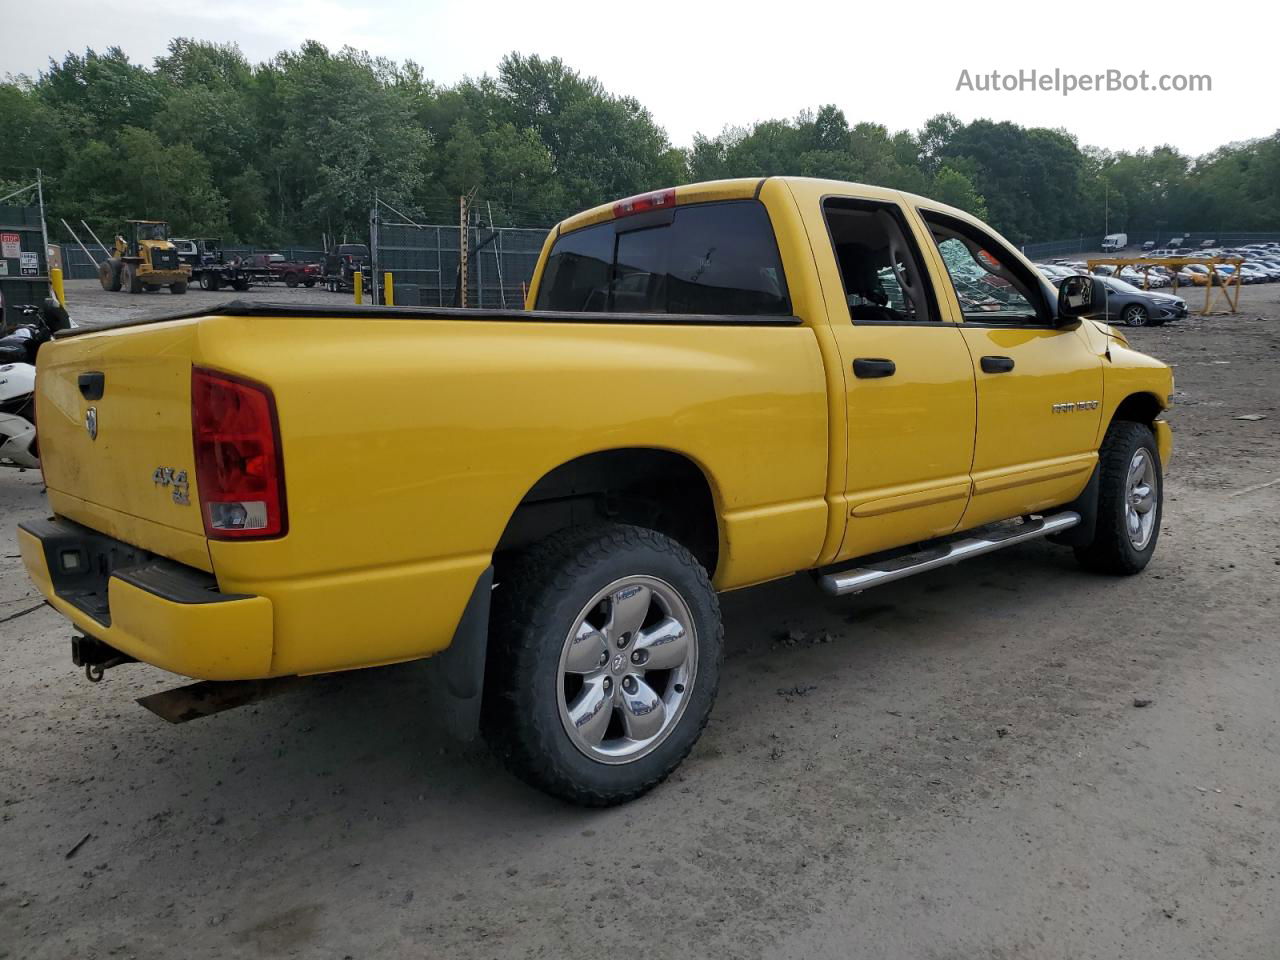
(2, 0, 1274, 157)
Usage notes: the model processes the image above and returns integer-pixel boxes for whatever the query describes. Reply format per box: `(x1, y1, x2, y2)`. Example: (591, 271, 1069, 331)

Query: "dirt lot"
(49, 277, 344, 329)
(1, 283, 1278, 959)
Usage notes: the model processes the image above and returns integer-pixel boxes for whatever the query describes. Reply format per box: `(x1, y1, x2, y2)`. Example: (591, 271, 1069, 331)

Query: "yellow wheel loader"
(97, 220, 192, 295)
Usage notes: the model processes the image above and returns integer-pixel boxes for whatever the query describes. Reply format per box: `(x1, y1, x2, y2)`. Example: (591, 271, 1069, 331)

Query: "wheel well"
(1111, 392, 1163, 427)
(495, 449, 720, 577)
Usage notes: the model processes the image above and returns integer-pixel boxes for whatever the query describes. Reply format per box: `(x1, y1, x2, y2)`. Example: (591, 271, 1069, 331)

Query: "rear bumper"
(18, 517, 274, 680)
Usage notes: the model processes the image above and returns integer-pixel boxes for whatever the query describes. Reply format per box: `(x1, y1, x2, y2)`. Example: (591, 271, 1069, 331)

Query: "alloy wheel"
(556, 576, 697, 765)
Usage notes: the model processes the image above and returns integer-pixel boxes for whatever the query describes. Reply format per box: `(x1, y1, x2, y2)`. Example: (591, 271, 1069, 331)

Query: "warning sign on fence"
(1, 233, 20, 259)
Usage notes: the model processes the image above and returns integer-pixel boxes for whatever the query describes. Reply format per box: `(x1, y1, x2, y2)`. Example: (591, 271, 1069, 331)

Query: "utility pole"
(1103, 178, 1109, 237)
(370, 189, 380, 306)
(35, 169, 51, 281)
(458, 193, 470, 308)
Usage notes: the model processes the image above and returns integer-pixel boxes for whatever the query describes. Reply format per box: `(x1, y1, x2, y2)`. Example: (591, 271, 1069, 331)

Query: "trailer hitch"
(71, 635, 135, 682)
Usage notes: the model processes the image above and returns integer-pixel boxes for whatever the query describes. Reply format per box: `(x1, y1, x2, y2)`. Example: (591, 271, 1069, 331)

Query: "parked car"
(17, 177, 1175, 805)
(1035, 263, 1075, 285)
(1096, 276, 1187, 326)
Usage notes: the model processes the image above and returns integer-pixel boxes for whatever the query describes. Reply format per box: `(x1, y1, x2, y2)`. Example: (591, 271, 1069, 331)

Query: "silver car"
(1095, 277, 1187, 327)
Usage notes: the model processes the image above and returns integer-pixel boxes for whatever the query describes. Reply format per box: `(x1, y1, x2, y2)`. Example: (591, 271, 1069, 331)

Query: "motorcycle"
(0, 297, 72, 469)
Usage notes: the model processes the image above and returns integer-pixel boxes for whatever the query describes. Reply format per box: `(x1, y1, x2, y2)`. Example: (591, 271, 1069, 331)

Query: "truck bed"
(58, 299, 805, 338)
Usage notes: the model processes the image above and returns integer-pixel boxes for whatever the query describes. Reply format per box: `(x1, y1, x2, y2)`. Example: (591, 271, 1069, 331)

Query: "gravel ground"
(51, 277, 347, 329)
(1, 283, 1278, 959)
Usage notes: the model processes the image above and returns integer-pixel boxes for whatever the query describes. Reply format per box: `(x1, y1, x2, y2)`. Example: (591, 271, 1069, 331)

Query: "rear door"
(918, 208, 1103, 529)
(802, 188, 978, 561)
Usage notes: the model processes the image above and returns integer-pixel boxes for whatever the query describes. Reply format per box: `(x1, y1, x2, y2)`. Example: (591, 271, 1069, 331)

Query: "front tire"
(98, 259, 122, 292)
(170, 281, 187, 294)
(121, 263, 142, 294)
(1075, 421, 1162, 575)
(484, 524, 722, 806)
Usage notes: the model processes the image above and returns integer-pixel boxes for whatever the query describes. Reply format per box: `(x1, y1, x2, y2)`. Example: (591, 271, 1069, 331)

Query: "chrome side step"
(818, 512, 1081, 596)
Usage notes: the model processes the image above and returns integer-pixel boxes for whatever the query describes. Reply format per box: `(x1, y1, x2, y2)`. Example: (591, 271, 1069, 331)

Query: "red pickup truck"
(241, 253, 321, 288)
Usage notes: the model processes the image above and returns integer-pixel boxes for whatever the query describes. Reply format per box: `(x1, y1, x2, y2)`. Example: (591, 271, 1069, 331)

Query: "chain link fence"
(373, 221, 549, 308)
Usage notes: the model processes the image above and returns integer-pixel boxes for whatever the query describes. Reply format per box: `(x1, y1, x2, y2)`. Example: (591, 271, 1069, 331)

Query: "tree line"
(1, 39, 1277, 248)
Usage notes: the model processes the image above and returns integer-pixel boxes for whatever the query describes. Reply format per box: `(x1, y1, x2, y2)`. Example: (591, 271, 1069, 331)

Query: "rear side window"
(535, 200, 790, 316)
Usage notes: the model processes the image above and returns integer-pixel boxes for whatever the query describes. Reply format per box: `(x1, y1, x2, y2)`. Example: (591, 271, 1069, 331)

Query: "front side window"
(923, 213, 1048, 325)
(535, 200, 791, 316)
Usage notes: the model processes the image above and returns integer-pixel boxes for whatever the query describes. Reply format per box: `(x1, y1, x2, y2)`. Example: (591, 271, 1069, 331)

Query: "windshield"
(136, 222, 168, 241)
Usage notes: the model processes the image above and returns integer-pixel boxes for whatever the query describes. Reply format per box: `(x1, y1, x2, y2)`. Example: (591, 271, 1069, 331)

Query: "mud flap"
(1047, 466, 1099, 548)
(424, 565, 493, 742)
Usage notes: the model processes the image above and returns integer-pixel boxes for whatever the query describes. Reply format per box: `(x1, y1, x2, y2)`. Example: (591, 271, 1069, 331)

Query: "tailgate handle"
(78, 372, 105, 401)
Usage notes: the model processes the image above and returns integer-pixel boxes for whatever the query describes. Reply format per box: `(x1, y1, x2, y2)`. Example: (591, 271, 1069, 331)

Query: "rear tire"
(484, 524, 722, 806)
(304, 279, 316, 288)
(170, 281, 187, 294)
(232, 278, 250, 292)
(1074, 421, 1162, 575)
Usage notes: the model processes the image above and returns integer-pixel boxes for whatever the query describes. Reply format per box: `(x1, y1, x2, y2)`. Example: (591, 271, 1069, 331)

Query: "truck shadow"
(109, 538, 1087, 827)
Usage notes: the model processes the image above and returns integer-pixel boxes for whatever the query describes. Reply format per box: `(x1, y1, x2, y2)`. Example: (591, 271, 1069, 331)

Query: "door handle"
(980, 355, 1015, 374)
(853, 358, 896, 379)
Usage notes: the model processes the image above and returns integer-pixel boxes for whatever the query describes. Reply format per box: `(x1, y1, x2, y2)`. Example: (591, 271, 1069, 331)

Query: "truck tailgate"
(36, 320, 210, 564)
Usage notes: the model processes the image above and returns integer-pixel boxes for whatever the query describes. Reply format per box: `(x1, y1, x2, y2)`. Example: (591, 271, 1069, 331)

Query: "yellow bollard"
(50, 267, 66, 307)
(353, 271, 363, 305)
(383, 272, 394, 306)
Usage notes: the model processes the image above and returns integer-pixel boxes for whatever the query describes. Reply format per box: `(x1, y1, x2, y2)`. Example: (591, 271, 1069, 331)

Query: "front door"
(919, 209, 1104, 529)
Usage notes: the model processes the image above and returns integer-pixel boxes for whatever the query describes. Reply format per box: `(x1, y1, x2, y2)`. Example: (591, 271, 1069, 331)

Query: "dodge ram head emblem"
(84, 407, 97, 440)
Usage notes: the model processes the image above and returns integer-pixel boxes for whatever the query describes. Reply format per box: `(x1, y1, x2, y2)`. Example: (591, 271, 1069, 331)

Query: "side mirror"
(1057, 274, 1105, 321)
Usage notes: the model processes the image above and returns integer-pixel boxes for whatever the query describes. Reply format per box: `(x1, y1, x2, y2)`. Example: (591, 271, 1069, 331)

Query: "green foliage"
(0, 38, 1276, 246)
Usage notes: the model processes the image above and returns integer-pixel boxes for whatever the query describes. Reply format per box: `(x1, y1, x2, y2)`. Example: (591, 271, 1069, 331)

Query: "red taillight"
(613, 188, 677, 219)
(191, 367, 286, 540)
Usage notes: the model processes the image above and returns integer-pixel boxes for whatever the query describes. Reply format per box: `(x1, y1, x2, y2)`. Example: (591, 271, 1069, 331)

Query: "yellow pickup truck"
(18, 177, 1172, 805)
